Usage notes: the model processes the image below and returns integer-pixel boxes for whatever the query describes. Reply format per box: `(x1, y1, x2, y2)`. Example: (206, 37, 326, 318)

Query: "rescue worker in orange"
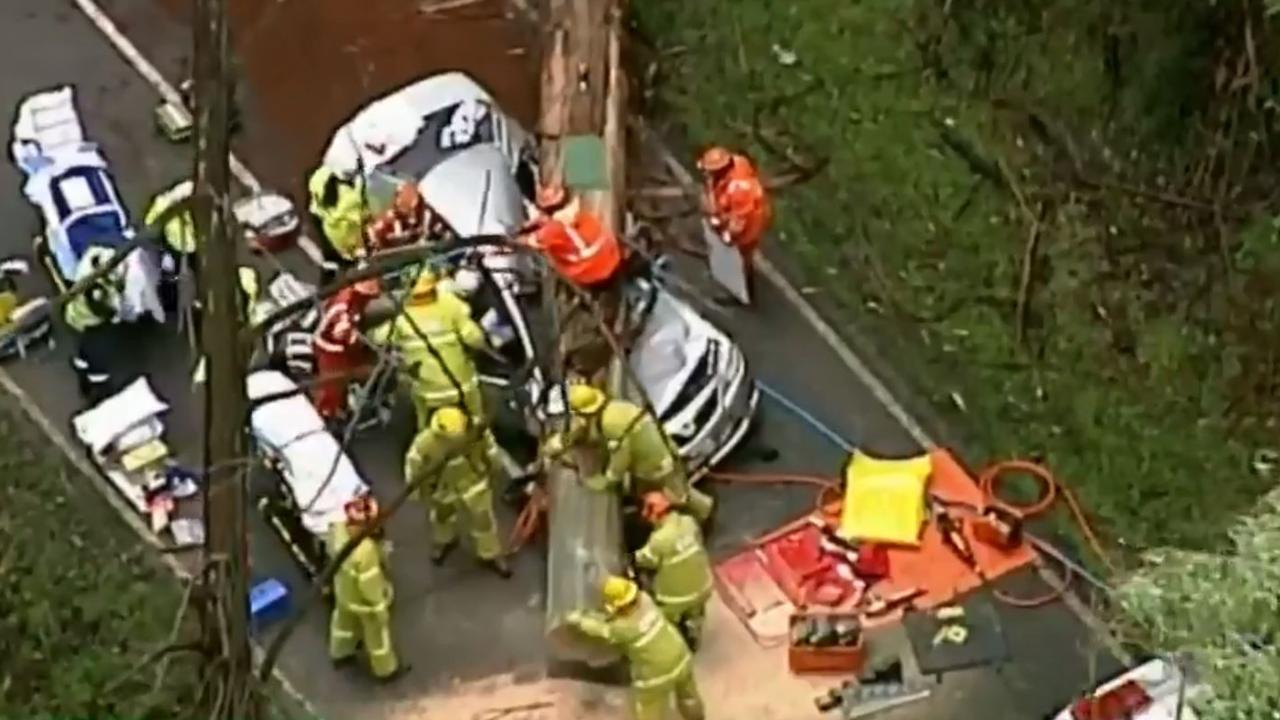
(518, 184, 623, 290)
(362, 183, 439, 257)
(312, 278, 382, 423)
(697, 147, 772, 300)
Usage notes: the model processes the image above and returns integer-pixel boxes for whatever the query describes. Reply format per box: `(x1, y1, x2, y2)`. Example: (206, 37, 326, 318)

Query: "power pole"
(192, 0, 257, 716)
(540, 0, 632, 667)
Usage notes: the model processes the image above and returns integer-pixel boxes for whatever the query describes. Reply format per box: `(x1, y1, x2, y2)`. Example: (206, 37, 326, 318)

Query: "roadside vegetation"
(0, 396, 198, 718)
(635, 0, 1280, 712)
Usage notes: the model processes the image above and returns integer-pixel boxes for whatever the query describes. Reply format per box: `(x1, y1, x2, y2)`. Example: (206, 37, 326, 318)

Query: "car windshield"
(628, 290, 692, 411)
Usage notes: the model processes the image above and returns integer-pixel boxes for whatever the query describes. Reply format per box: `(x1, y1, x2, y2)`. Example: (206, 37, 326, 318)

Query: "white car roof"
(416, 145, 525, 237)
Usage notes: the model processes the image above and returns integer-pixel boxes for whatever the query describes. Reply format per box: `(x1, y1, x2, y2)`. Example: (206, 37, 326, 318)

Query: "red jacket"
(528, 210, 622, 287)
(313, 287, 375, 355)
(706, 155, 771, 253)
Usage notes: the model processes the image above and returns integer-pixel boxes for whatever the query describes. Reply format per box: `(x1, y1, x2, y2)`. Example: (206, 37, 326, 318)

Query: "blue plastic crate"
(249, 577, 291, 634)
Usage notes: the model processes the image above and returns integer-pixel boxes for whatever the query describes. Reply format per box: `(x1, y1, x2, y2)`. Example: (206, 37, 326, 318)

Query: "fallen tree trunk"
(540, 0, 631, 668)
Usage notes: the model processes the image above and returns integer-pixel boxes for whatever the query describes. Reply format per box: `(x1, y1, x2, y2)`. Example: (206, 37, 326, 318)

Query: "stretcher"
(10, 86, 165, 324)
(247, 369, 371, 578)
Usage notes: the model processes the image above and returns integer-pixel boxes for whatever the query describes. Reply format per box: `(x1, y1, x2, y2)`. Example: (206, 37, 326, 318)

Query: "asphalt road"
(0, 2, 1124, 718)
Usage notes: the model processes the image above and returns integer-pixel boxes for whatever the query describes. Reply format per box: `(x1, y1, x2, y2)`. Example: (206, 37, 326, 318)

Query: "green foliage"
(0, 399, 198, 719)
(1117, 488, 1280, 716)
(633, 0, 1280, 556)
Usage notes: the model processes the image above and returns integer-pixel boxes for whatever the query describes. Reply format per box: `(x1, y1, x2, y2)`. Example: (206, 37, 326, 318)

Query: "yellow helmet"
(410, 268, 439, 299)
(567, 383, 607, 415)
(601, 575, 638, 613)
(430, 406, 469, 437)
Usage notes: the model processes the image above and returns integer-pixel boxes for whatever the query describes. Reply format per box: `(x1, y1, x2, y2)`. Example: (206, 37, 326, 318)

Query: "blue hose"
(755, 379, 857, 453)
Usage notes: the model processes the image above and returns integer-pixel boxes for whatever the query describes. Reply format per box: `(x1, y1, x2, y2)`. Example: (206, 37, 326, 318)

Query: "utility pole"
(540, 0, 632, 668)
(192, 0, 257, 717)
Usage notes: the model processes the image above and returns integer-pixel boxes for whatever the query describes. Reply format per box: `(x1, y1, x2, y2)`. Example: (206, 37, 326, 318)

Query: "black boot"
(375, 663, 412, 684)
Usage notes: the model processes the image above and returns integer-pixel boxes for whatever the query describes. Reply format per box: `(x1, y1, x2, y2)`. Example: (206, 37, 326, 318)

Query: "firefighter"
(544, 383, 714, 523)
(65, 246, 125, 405)
(327, 492, 406, 682)
(368, 267, 489, 431)
(697, 147, 772, 301)
(312, 277, 382, 423)
(404, 406, 511, 578)
(567, 576, 705, 720)
(518, 184, 623, 290)
(635, 492, 713, 650)
(307, 165, 367, 264)
(363, 183, 434, 256)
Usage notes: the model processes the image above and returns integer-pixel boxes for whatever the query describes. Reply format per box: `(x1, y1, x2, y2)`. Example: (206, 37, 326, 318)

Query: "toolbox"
(788, 611, 866, 675)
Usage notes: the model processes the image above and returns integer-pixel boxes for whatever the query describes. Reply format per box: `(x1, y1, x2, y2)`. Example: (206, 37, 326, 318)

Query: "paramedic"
(363, 183, 438, 256)
(697, 147, 771, 302)
(403, 406, 510, 578)
(518, 184, 623, 290)
(542, 383, 714, 523)
(368, 267, 489, 430)
(327, 493, 407, 682)
(65, 246, 124, 405)
(307, 165, 367, 265)
(567, 576, 705, 720)
(635, 492, 714, 649)
(312, 278, 382, 423)
(142, 179, 198, 315)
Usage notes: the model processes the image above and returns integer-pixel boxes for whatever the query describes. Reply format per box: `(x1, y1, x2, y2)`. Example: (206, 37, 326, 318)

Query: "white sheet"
(247, 370, 369, 536)
(72, 377, 169, 454)
(10, 86, 85, 169)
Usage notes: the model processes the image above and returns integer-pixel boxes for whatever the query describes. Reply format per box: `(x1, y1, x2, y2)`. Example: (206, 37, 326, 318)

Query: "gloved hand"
(582, 474, 612, 493)
(565, 610, 585, 627)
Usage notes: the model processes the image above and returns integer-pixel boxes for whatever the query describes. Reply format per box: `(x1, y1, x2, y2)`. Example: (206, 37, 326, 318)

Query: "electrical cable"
(755, 380, 857, 453)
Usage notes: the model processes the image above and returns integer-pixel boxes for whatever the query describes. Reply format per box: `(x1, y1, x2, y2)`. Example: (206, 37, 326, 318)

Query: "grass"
(0, 394, 198, 718)
(633, 0, 1278, 558)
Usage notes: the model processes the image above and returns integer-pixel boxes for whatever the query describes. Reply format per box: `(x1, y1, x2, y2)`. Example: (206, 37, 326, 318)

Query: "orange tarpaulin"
(715, 448, 1038, 637)
(865, 448, 1037, 618)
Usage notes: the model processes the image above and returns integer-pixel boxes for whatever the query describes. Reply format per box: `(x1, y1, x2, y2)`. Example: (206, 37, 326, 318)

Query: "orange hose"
(976, 461, 1116, 607)
(706, 462, 1116, 609)
(508, 484, 549, 553)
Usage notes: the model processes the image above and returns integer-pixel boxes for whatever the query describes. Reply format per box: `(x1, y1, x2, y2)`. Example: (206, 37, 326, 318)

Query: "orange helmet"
(697, 146, 733, 174)
(344, 492, 379, 526)
(641, 492, 673, 523)
(535, 184, 569, 212)
(351, 277, 381, 297)
(393, 183, 425, 218)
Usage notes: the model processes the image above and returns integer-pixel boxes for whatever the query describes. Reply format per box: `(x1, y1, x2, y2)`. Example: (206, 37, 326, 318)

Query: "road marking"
(69, 0, 329, 269)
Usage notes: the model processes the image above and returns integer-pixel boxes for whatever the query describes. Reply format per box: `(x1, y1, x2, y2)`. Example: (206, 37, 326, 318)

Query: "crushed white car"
(319, 71, 759, 470)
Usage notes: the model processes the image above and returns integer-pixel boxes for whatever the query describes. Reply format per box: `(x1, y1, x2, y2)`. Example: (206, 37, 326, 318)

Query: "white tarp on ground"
(10, 86, 165, 324)
(247, 370, 369, 536)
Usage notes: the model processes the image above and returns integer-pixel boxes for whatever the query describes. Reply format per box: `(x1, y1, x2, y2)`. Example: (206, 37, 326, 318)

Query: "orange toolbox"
(788, 611, 866, 675)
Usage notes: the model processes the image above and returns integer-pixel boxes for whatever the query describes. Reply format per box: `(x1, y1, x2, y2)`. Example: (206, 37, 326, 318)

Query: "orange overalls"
(312, 287, 375, 421)
(527, 210, 623, 288)
(705, 154, 772, 269)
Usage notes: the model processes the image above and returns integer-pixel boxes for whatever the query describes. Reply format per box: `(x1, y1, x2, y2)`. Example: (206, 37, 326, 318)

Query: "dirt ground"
(153, 0, 540, 199)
